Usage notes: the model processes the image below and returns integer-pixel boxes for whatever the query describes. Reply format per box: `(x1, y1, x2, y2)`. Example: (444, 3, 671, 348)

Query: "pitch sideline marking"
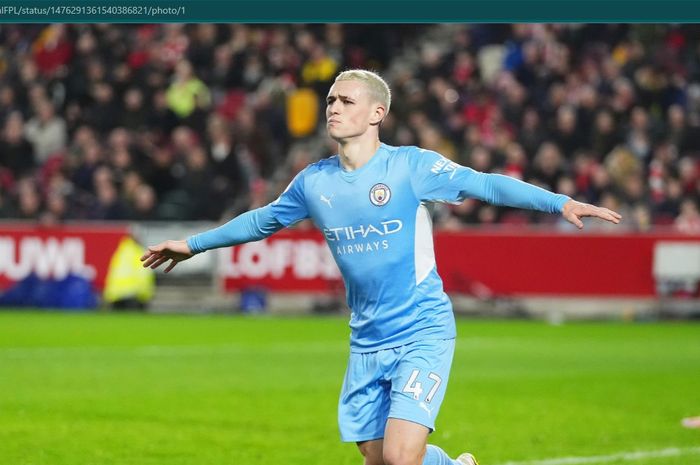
(0, 342, 344, 358)
(497, 446, 700, 465)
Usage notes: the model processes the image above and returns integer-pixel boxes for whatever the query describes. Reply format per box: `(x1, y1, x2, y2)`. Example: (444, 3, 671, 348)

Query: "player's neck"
(338, 138, 381, 172)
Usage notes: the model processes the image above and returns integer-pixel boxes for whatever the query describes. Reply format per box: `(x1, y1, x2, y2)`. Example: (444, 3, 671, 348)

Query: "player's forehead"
(327, 80, 370, 100)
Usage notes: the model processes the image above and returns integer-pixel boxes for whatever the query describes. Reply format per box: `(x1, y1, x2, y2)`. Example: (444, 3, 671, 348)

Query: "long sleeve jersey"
(188, 144, 569, 352)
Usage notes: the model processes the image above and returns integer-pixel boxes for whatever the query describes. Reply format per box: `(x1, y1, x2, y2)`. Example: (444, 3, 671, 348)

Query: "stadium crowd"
(1, 24, 700, 232)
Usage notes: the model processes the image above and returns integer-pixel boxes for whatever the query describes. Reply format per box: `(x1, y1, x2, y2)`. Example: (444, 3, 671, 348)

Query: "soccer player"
(141, 70, 622, 465)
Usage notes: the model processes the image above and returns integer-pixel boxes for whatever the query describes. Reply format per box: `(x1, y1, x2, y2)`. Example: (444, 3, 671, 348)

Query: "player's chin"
(326, 127, 344, 141)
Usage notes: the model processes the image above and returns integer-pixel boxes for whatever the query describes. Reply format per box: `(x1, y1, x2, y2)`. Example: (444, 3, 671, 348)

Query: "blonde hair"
(335, 69, 391, 114)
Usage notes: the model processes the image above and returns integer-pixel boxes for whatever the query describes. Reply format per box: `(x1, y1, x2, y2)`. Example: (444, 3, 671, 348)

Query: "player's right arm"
(141, 169, 310, 273)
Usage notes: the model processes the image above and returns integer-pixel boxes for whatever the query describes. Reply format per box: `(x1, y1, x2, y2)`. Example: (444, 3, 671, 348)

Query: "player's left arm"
(408, 149, 621, 228)
(459, 170, 622, 227)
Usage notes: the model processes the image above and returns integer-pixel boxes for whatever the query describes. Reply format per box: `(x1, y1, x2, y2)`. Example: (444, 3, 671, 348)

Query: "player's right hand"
(140, 240, 194, 273)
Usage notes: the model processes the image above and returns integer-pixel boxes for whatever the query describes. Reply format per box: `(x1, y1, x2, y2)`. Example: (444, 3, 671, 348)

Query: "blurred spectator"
(24, 100, 67, 163)
(655, 178, 684, 221)
(0, 190, 15, 218)
(207, 114, 248, 204)
(502, 142, 527, 180)
(118, 169, 159, 222)
(605, 146, 642, 189)
(69, 138, 103, 195)
(15, 178, 43, 219)
(301, 42, 339, 89)
(528, 142, 566, 192)
(166, 59, 211, 128)
(0, 112, 35, 178)
(84, 82, 119, 135)
(590, 110, 620, 160)
(88, 166, 127, 220)
(468, 146, 493, 173)
(0, 85, 21, 123)
(41, 191, 69, 224)
(32, 25, 72, 78)
(128, 183, 158, 221)
(148, 90, 178, 137)
(121, 87, 148, 131)
(552, 105, 585, 156)
(516, 108, 545, 159)
(418, 125, 457, 160)
(178, 145, 217, 220)
(625, 106, 653, 161)
(147, 146, 178, 200)
(675, 198, 700, 233)
(157, 25, 189, 69)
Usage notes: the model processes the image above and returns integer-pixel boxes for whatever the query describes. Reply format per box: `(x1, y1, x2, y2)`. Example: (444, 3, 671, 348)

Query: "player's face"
(326, 80, 383, 142)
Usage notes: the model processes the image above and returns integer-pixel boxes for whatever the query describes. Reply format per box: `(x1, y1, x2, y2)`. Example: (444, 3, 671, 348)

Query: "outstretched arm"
(409, 150, 622, 227)
(140, 205, 284, 273)
(465, 172, 622, 227)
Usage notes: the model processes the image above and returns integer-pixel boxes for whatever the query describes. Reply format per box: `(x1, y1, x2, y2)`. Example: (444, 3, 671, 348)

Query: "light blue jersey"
(188, 143, 569, 353)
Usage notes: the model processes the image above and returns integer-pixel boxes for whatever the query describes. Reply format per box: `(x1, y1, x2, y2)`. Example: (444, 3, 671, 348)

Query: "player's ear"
(369, 104, 386, 126)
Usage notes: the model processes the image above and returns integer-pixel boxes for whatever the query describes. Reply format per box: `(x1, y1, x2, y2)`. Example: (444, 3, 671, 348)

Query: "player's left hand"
(562, 199, 622, 229)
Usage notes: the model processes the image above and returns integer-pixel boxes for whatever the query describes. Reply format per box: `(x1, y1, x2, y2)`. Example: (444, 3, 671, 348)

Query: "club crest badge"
(369, 183, 391, 206)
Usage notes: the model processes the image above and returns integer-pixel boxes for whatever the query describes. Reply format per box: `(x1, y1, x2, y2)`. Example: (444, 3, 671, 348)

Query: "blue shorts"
(338, 338, 455, 442)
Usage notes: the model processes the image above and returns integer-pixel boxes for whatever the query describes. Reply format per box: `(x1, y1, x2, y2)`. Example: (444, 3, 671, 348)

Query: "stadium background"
(0, 23, 699, 465)
(2, 24, 700, 228)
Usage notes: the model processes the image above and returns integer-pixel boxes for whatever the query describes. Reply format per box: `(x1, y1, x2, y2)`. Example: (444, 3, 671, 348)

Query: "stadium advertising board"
(220, 228, 700, 297)
(0, 224, 129, 290)
(219, 229, 341, 292)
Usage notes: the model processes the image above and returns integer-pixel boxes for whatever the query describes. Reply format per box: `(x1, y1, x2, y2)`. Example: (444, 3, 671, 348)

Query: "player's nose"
(327, 100, 341, 114)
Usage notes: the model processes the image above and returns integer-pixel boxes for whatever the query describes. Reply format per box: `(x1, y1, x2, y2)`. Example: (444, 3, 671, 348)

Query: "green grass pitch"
(0, 311, 699, 465)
